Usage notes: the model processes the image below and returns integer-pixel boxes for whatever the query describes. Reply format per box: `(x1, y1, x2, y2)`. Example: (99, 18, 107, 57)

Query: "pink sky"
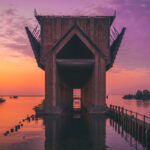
(0, 0, 150, 95)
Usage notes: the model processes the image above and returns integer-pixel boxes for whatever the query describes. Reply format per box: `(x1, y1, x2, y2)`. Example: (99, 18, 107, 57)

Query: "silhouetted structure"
(25, 10, 125, 114)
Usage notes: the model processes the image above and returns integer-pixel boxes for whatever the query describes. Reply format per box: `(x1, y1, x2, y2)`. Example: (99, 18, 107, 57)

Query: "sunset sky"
(0, 0, 150, 95)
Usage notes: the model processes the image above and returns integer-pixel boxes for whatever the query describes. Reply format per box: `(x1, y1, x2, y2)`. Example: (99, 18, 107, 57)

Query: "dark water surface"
(0, 96, 149, 150)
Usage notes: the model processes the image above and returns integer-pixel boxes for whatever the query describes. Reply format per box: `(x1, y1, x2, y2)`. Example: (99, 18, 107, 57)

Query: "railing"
(110, 26, 119, 45)
(109, 118, 147, 150)
(109, 104, 150, 124)
(108, 104, 150, 149)
(32, 25, 41, 42)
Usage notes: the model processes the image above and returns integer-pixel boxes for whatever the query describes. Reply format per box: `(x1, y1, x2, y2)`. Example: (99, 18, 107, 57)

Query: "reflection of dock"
(43, 113, 106, 150)
(108, 104, 150, 149)
(3, 108, 149, 150)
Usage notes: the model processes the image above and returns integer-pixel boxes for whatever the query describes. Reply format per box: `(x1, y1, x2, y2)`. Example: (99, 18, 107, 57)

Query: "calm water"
(0, 95, 149, 150)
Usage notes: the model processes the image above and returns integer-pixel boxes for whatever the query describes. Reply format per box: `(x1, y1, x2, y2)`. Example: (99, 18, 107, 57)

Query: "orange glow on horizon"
(106, 65, 150, 95)
(0, 48, 45, 95)
(1, 46, 150, 96)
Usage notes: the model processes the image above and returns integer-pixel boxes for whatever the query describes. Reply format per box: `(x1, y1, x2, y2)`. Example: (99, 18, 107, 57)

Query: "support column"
(81, 75, 93, 112)
(43, 55, 62, 114)
(90, 56, 106, 114)
(56, 73, 73, 112)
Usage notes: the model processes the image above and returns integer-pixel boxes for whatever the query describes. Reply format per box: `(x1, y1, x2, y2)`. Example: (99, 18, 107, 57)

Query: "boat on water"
(13, 96, 18, 99)
(0, 98, 6, 103)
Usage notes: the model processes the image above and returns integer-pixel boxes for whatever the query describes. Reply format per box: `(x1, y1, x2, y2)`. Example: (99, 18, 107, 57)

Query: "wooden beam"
(56, 59, 95, 67)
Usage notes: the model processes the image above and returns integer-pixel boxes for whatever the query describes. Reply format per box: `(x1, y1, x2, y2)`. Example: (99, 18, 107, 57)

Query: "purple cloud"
(0, 8, 36, 57)
(5, 8, 16, 16)
(0, 1, 150, 70)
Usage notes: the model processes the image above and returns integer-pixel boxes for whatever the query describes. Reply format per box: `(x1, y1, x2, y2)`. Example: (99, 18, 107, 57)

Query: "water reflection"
(0, 96, 148, 150)
(1, 111, 146, 150)
(87, 115, 106, 150)
(43, 112, 147, 150)
(107, 95, 150, 116)
(109, 118, 146, 150)
(136, 100, 150, 108)
(43, 113, 106, 150)
(4, 114, 36, 136)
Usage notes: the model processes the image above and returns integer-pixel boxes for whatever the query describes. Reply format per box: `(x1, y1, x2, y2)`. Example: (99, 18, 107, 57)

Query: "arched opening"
(56, 35, 95, 112)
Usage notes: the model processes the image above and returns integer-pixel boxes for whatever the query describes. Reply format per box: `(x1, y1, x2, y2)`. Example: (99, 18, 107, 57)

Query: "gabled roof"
(35, 15, 115, 27)
(42, 24, 107, 61)
(34, 9, 116, 27)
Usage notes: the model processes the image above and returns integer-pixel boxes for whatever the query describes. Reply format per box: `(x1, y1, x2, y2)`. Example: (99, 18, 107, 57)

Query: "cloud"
(5, 8, 16, 16)
(2, 43, 32, 56)
(0, 8, 16, 16)
(0, 8, 35, 57)
(0, 1, 150, 70)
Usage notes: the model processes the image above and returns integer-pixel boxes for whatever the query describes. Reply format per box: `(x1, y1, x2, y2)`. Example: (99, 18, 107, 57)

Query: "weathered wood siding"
(40, 17, 110, 64)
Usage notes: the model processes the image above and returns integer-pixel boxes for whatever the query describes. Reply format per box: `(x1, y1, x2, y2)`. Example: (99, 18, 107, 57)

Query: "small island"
(0, 98, 6, 103)
(123, 89, 150, 100)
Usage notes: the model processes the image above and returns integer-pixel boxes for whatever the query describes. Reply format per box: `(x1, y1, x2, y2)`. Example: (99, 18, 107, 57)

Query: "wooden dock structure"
(108, 104, 150, 149)
(25, 10, 126, 114)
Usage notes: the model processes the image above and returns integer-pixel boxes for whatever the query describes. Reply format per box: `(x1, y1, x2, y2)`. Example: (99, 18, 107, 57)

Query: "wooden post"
(115, 106, 118, 120)
(130, 111, 132, 132)
(136, 113, 138, 139)
(121, 107, 124, 124)
(125, 109, 127, 129)
(143, 115, 146, 142)
(118, 106, 120, 122)
(110, 104, 112, 114)
(113, 105, 114, 116)
(147, 130, 150, 149)
(145, 128, 148, 148)
(110, 104, 112, 110)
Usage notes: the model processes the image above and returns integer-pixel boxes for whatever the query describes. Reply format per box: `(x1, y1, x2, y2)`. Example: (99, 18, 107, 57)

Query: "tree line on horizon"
(123, 89, 150, 100)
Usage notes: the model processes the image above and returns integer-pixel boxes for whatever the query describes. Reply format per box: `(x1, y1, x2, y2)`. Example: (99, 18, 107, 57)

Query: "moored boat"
(0, 98, 6, 103)
(13, 96, 18, 99)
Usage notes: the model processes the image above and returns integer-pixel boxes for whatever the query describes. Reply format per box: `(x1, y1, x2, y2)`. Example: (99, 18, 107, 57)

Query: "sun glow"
(0, 48, 44, 95)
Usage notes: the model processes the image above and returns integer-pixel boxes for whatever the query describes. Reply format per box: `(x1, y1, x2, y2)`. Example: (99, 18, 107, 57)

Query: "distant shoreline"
(123, 89, 150, 100)
(0, 95, 45, 97)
